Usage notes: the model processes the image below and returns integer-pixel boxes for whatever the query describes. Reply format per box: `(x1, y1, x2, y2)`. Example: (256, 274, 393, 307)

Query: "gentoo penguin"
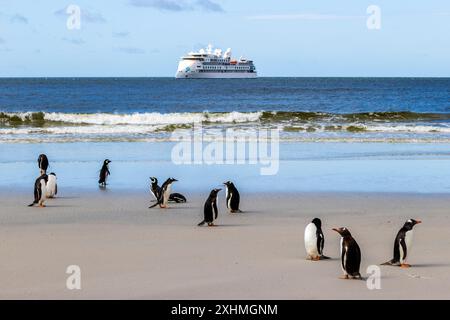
(149, 177, 161, 201)
(381, 219, 422, 268)
(46, 172, 58, 198)
(333, 227, 362, 279)
(223, 181, 242, 213)
(169, 193, 187, 203)
(98, 159, 111, 187)
(149, 178, 177, 208)
(38, 154, 49, 175)
(198, 188, 221, 226)
(28, 174, 48, 207)
(304, 218, 330, 260)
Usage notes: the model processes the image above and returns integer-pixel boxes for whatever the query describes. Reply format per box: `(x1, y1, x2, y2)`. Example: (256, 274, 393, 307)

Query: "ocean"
(0, 77, 449, 143)
(0, 77, 449, 193)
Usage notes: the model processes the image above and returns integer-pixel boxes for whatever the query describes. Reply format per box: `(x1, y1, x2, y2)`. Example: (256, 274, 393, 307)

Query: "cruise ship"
(175, 44, 257, 79)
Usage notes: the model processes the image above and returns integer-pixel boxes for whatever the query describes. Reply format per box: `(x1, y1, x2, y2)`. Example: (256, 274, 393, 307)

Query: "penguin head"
(332, 227, 351, 237)
(223, 181, 234, 187)
(311, 218, 322, 228)
(104, 159, 111, 165)
(150, 177, 158, 184)
(404, 219, 422, 230)
(49, 172, 56, 177)
(210, 188, 222, 197)
(168, 178, 178, 184)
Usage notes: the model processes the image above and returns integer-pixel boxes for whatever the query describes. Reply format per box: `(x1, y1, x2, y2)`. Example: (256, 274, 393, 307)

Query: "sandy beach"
(1, 190, 449, 299)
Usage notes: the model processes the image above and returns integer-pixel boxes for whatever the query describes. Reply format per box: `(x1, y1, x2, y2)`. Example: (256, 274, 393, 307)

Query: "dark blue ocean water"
(0, 77, 449, 114)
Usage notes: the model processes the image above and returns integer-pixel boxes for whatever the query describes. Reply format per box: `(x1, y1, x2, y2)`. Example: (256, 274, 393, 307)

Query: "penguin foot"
(39, 204, 46, 208)
(400, 263, 411, 268)
(312, 256, 320, 261)
(339, 275, 349, 280)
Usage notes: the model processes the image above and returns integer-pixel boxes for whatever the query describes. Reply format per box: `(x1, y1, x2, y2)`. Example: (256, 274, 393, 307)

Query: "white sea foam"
(39, 111, 262, 125)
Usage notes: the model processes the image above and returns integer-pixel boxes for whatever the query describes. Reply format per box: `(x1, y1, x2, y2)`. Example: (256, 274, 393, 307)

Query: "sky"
(0, 0, 449, 77)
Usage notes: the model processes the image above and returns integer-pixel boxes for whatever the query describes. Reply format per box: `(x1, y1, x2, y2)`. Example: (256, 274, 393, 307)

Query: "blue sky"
(0, 0, 449, 77)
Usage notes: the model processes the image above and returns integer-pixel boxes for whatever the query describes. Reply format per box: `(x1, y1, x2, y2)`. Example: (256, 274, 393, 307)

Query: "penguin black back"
(198, 188, 221, 226)
(38, 154, 49, 174)
(224, 181, 241, 213)
(311, 218, 326, 257)
(28, 173, 48, 207)
(98, 159, 111, 186)
(333, 227, 361, 279)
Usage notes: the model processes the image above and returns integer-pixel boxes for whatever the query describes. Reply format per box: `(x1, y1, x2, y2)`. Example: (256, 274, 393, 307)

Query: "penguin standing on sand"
(333, 227, 362, 279)
(304, 218, 330, 260)
(28, 174, 48, 207)
(38, 154, 49, 175)
(223, 181, 242, 213)
(98, 159, 111, 187)
(149, 178, 177, 208)
(150, 177, 161, 201)
(46, 172, 58, 198)
(381, 219, 422, 268)
(198, 188, 221, 226)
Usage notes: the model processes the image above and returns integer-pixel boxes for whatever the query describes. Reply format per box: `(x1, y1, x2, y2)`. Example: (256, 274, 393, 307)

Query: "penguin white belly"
(304, 223, 319, 258)
(340, 238, 347, 274)
(46, 176, 57, 198)
(163, 185, 172, 206)
(39, 180, 47, 205)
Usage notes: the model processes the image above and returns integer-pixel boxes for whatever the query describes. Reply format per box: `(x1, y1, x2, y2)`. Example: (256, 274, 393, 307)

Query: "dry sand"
(0, 189, 449, 299)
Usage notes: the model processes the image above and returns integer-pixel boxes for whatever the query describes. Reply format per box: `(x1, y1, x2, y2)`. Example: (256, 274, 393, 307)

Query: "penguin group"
(303, 217, 422, 279)
(28, 154, 424, 280)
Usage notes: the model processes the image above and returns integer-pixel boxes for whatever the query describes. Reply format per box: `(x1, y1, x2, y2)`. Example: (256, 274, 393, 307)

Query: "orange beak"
(416, 220, 422, 224)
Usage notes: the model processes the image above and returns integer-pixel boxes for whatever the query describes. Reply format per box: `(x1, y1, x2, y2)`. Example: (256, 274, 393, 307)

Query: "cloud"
(113, 31, 130, 38)
(10, 13, 28, 24)
(129, 0, 224, 12)
(54, 7, 106, 23)
(114, 47, 146, 54)
(246, 13, 364, 21)
(62, 37, 86, 45)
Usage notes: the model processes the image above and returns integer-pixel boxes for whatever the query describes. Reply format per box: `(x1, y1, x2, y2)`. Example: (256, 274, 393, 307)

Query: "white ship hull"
(175, 45, 257, 79)
(175, 72, 257, 79)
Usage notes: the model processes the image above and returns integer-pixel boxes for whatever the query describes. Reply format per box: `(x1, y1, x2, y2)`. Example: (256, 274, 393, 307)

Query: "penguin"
(304, 218, 330, 260)
(332, 227, 362, 279)
(28, 174, 48, 207)
(46, 172, 58, 198)
(38, 154, 49, 175)
(223, 181, 242, 213)
(149, 177, 161, 201)
(149, 178, 177, 208)
(169, 193, 187, 203)
(98, 159, 111, 187)
(381, 219, 422, 268)
(198, 188, 221, 226)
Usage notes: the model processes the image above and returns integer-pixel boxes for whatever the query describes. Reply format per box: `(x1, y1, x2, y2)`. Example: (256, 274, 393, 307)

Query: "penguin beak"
(332, 228, 341, 233)
(416, 220, 422, 224)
